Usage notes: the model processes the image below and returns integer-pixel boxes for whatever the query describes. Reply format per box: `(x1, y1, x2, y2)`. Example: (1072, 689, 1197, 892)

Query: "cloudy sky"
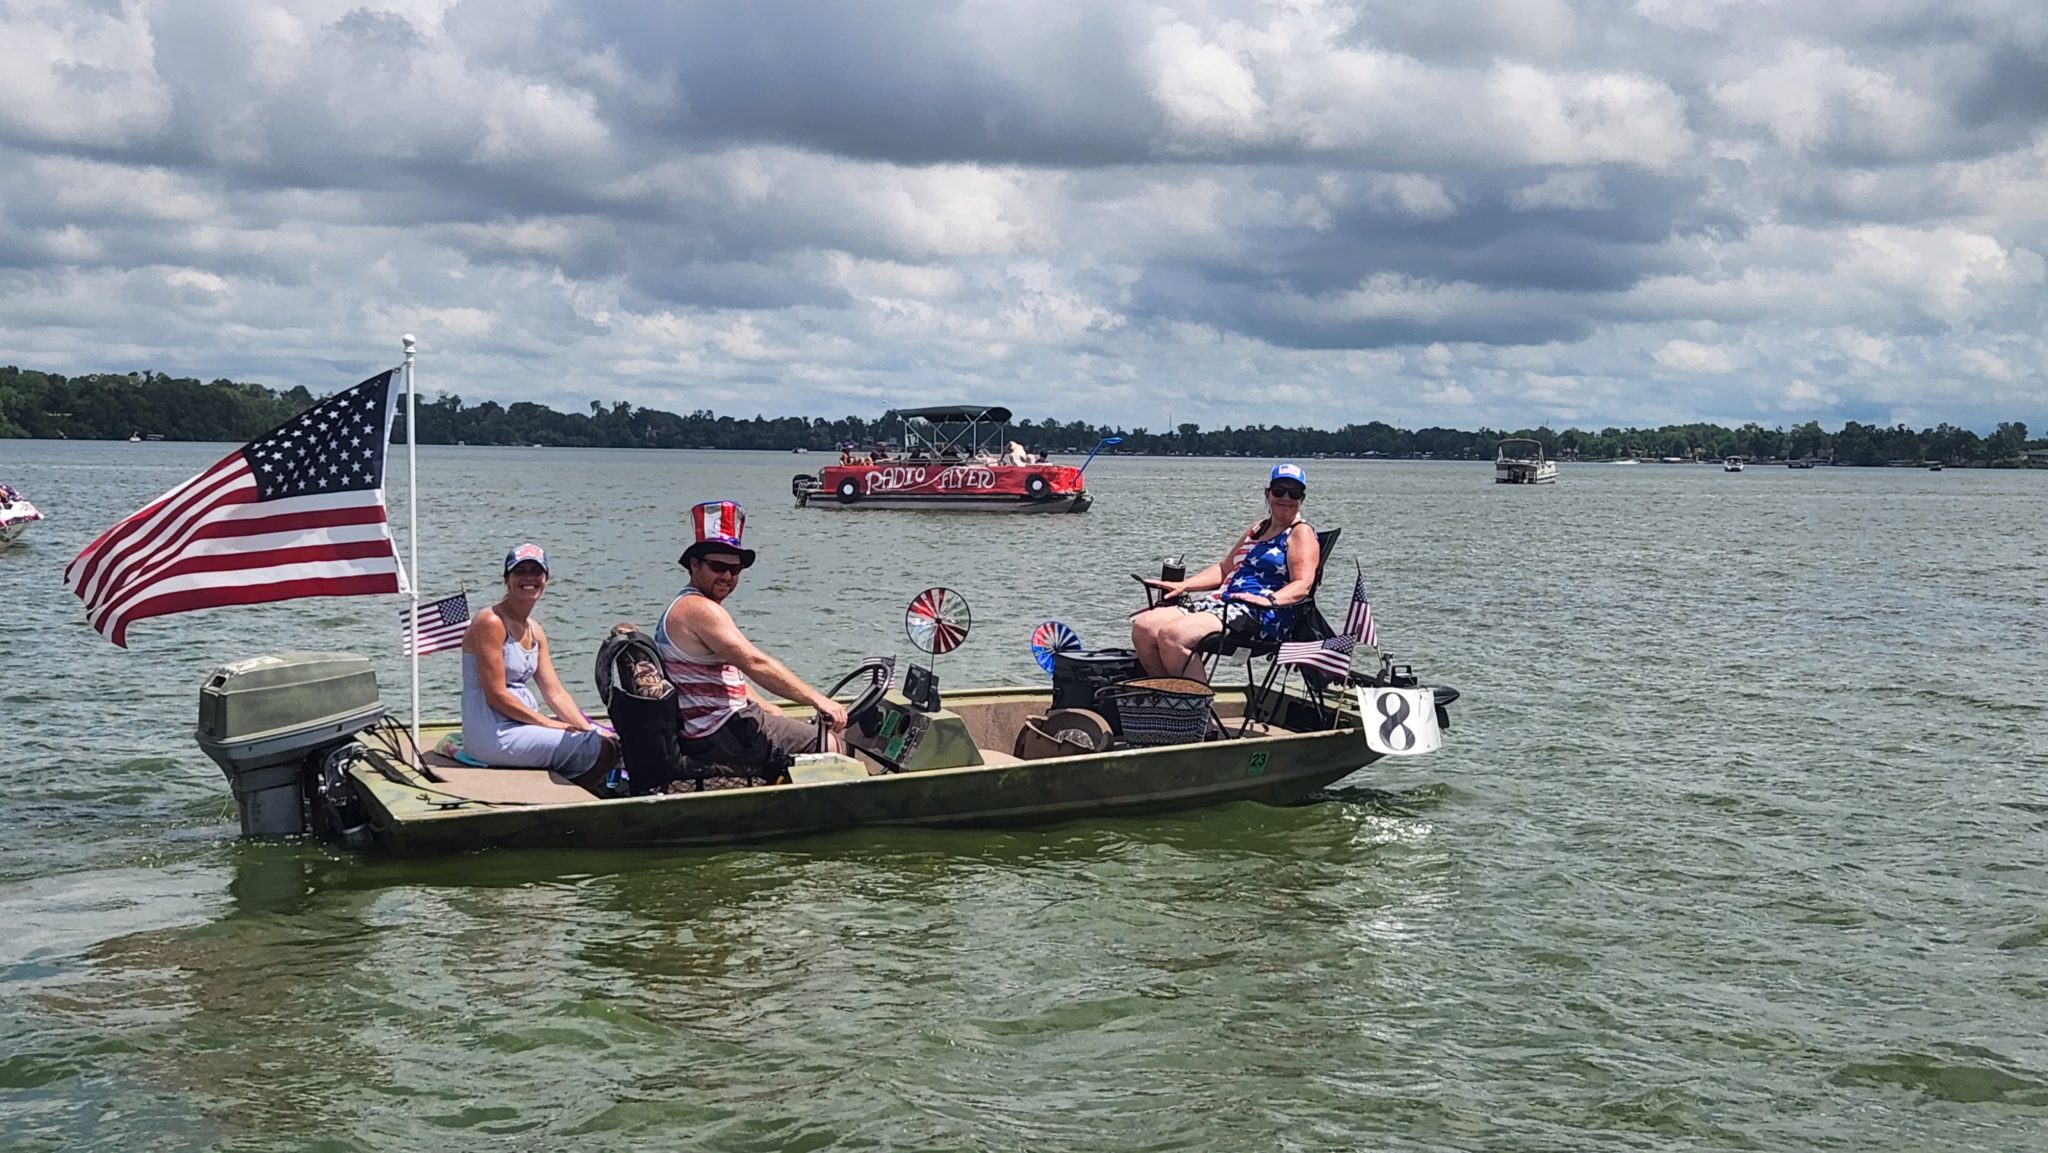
(2, 0, 2043, 432)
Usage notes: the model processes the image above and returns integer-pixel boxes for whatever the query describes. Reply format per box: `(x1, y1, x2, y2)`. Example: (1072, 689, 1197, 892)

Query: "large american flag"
(1277, 633, 1356, 678)
(1343, 563, 1377, 648)
(65, 370, 403, 647)
(404, 591, 470, 657)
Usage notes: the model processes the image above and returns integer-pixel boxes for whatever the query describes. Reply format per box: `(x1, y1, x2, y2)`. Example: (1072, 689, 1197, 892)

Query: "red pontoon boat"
(793, 405, 1108, 513)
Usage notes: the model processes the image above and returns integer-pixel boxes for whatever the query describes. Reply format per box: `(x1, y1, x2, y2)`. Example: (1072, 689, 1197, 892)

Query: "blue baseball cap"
(504, 542, 549, 574)
(1270, 462, 1308, 487)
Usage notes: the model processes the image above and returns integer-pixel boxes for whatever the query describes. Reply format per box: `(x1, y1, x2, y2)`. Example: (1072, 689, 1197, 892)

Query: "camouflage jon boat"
(197, 654, 1456, 858)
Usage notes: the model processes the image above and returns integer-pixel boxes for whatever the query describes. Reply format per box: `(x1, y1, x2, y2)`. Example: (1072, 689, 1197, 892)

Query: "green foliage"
(0, 366, 310, 442)
(0, 364, 2035, 466)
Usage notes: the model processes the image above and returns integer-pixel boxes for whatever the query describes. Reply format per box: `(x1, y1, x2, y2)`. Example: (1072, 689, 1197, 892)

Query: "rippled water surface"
(2, 442, 2045, 1151)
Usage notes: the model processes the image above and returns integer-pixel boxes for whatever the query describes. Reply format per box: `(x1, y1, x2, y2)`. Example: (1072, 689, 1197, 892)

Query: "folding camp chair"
(1134, 527, 1344, 737)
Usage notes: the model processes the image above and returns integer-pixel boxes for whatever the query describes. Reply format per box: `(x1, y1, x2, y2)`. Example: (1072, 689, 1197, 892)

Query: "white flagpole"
(403, 333, 422, 767)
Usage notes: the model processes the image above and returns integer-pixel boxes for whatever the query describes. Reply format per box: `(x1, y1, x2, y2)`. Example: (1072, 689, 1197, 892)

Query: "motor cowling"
(195, 652, 386, 837)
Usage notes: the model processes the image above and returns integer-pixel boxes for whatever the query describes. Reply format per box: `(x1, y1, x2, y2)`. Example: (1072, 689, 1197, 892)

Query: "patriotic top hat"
(680, 500, 756, 568)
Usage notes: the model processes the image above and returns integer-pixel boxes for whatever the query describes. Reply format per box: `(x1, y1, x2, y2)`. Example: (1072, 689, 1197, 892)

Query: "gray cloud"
(0, 0, 2041, 435)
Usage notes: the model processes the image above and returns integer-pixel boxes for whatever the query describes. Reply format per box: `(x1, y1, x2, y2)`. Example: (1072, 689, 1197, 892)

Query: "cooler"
(1051, 648, 1145, 733)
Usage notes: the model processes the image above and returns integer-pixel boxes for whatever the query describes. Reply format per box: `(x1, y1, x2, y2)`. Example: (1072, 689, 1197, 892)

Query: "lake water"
(2, 441, 2045, 1151)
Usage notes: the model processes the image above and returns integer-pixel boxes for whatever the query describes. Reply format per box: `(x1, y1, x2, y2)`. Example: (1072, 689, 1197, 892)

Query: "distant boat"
(1611, 457, 1640, 466)
(793, 404, 1096, 512)
(144, 433, 164, 441)
(1787, 459, 1817, 469)
(127, 432, 141, 443)
(792, 447, 808, 454)
(1927, 462, 1944, 472)
(1723, 457, 1745, 472)
(1494, 439, 1558, 485)
(0, 485, 43, 547)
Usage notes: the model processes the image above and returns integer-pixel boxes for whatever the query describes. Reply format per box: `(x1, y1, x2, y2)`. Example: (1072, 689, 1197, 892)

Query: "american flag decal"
(405, 591, 471, 657)
(1344, 563, 1377, 648)
(1277, 633, 1356, 678)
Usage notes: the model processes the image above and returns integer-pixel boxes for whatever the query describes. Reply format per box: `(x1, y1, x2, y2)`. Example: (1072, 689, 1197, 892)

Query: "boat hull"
(0, 499, 41, 546)
(796, 461, 1091, 512)
(798, 490, 1090, 512)
(348, 690, 1382, 856)
(1493, 463, 1558, 484)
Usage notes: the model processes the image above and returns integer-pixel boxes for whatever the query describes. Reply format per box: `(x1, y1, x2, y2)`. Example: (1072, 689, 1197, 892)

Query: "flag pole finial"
(402, 333, 416, 353)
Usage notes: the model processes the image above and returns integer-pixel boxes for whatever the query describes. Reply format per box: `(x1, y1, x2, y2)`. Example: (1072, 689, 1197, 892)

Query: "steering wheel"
(823, 657, 895, 739)
(814, 657, 900, 772)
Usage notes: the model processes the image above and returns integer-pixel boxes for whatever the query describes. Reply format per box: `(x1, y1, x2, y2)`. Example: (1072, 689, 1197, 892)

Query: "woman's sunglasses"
(1268, 485, 1306, 499)
(699, 558, 745, 575)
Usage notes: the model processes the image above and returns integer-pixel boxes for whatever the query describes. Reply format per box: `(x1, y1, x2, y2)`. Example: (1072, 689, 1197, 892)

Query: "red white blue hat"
(1270, 462, 1308, 487)
(504, 542, 549, 574)
(680, 500, 755, 568)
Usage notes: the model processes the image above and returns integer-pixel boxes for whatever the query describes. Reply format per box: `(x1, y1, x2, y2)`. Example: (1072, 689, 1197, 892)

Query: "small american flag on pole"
(65, 370, 402, 646)
(1277, 633, 1356, 678)
(1343, 563, 1377, 648)
(404, 591, 470, 657)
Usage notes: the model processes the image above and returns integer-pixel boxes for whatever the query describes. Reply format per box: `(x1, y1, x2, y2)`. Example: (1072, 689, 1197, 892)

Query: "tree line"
(1, 364, 2037, 466)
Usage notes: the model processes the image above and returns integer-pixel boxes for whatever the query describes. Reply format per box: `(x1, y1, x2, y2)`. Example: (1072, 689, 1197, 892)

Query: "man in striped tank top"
(655, 501, 848, 773)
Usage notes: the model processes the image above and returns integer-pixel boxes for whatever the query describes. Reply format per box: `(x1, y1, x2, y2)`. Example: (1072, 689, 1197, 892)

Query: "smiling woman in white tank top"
(459, 543, 616, 782)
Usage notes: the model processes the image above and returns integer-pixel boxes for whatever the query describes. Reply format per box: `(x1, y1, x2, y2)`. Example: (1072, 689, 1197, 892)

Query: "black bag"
(594, 631, 683, 795)
(1052, 648, 1145, 733)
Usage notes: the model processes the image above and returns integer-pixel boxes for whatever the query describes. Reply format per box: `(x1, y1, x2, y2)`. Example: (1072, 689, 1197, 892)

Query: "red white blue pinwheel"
(905, 587, 971, 655)
(1029, 620, 1081, 675)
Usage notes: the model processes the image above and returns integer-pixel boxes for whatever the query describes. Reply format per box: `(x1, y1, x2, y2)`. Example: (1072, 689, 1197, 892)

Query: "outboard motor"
(195, 653, 386, 837)
(594, 628, 684, 795)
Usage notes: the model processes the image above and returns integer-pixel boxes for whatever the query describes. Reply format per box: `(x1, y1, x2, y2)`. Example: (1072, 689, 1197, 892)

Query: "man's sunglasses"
(698, 558, 745, 575)
(1268, 485, 1306, 499)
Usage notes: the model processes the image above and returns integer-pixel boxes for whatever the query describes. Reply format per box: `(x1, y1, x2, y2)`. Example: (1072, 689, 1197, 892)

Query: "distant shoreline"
(1, 365, 2039, 468)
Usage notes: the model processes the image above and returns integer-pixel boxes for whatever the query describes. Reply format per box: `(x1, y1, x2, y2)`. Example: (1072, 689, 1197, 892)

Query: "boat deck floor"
(397, 722, 1304, 807)
(408, 746, 1035, 805)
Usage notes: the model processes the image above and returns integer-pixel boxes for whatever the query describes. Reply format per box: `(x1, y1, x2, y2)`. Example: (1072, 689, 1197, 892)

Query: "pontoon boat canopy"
(895, 405, 1013, 423)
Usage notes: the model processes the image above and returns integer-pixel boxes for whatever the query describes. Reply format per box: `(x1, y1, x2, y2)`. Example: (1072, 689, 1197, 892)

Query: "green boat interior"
(362, 687, 1323, 808)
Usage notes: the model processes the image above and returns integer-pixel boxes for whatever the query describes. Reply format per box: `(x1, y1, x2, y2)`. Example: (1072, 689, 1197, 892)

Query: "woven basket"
(1098, 676, 1213, 747)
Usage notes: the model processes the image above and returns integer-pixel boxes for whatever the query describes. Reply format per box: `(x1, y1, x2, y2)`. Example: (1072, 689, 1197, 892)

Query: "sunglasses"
(1268, 485, 1306, 499)
(698, 558, 745, 576)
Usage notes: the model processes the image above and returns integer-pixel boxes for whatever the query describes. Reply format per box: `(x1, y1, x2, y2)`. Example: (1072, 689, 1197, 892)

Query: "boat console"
(844, 694, 985, 772)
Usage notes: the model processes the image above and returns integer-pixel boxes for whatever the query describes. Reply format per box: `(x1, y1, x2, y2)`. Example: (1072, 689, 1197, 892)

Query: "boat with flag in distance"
(0, 483, 42, 547)
(792, 405, 1111, 512)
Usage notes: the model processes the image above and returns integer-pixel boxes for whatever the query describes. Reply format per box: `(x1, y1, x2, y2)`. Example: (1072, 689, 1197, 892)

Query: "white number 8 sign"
(1358, 686, 1442, 757)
